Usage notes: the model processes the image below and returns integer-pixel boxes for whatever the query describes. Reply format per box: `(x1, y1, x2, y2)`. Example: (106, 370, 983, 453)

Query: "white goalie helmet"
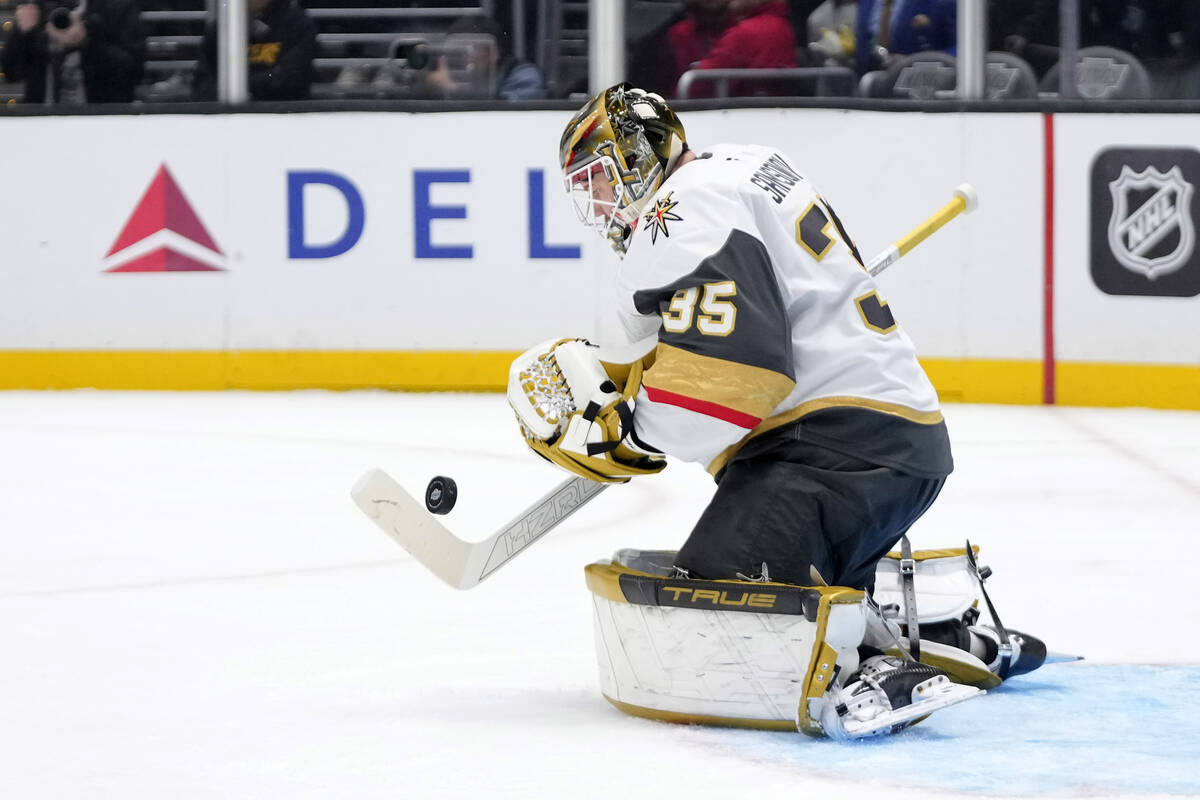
(558, 83, 688, 257)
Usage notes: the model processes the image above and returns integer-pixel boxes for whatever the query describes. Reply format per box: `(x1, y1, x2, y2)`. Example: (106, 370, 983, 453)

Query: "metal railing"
(305, 7, 490, 20)
(676, 67, 858, 100)
(135, 1, 502, 101)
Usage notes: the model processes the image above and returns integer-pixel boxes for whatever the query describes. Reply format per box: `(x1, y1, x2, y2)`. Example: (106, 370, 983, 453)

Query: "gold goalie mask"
(558, 83, 687, 257)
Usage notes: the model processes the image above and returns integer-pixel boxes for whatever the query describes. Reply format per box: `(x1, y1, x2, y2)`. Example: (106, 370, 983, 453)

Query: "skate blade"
(1044, 652, 1085, 665)
(841, 683, 983, 739)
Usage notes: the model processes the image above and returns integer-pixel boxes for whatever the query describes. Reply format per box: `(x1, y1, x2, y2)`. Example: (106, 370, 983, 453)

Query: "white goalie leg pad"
(587, 553, 982, 739)
(862, 597, 906, 650)
(817, 655, 983, 740)
(873, 547, 980, 624)
(586, 557, 866, 729)
(591, 596, 865, 726)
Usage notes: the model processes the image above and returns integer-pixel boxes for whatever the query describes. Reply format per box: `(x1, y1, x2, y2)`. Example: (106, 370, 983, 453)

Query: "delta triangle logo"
(104, 164, 225, 273)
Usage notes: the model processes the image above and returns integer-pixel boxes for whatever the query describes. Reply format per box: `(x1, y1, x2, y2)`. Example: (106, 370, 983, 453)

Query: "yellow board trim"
(919, 357, 1043, 405)
(1056, 361, 1200, 410)
(0, 350, 517, 391)
(603, 695, 799, 732)
(0, 352, 1195, 413)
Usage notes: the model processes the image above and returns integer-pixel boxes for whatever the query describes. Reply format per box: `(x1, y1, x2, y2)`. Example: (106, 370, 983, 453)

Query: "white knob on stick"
(955, 183, 979, 213)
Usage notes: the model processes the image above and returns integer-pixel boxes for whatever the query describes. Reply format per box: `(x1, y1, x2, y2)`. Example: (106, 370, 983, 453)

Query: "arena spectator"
(1, 0, 144, 104)
(806, 0, 858, 67)
(192, 0, 316, 101)
(686, 0, 798, 97)
(854, 0, 957, 75)
(995, 0, 1200, 93)
(662, 0, 732, 96)
(989, 0, 1039, 52)
(405, 14, 545, 100)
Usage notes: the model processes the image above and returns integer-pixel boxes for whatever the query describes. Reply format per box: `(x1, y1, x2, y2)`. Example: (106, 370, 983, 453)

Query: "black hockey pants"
(673, 438, 946, 592)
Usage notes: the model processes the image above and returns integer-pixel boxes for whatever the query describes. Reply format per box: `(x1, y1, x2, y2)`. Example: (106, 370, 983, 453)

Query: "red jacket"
(666, 16, 728, 96)
(690, 1, 797, 97)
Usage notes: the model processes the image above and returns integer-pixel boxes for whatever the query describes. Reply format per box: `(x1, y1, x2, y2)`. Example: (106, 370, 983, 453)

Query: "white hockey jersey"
(616, 143, 952, 478)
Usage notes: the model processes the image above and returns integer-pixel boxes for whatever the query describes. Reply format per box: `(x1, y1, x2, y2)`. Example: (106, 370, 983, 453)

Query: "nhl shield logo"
(1106, 165, 1194, 280)
(1090, 147, 1200, 297)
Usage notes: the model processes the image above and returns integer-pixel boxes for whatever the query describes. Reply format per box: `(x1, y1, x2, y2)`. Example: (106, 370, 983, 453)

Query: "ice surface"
(0, 391, 1197, 799)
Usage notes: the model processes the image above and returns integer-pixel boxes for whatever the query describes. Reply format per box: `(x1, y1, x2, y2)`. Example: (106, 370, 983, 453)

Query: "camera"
(42, 0, 80, 30)
(392, 42, 432, 71)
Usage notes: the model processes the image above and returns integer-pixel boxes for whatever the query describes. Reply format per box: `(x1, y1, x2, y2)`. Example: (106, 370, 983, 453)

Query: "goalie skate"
(816, 655, 983, 740)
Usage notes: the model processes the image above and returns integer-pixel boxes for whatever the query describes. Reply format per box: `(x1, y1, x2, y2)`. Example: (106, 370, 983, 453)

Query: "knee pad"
(874, 545, 980, 624)
(873, 545, 1048, 682)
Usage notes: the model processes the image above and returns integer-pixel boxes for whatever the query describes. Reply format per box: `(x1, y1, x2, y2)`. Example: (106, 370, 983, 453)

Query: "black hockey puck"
(424, 476, 458, 515)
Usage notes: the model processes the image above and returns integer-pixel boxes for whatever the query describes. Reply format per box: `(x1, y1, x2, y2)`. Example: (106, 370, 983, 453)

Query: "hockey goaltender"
(507, 84, 1052, 739)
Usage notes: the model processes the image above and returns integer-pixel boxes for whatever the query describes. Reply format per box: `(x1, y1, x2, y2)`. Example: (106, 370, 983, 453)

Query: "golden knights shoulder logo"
(1091, 148, 1200, 297)
(643, 191, 682, 244)
(1107, 165, 1194, 280)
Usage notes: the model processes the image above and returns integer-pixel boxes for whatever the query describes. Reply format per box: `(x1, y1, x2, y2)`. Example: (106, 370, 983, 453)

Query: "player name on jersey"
(750, 153, 803, 204)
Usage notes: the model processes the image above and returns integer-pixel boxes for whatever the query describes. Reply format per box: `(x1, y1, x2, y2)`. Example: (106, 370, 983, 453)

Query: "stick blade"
(351, 468, 474, 589)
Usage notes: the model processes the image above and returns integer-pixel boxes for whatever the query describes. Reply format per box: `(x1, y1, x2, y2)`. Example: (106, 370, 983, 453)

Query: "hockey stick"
(352, 469, 607, 589)
(867, 183, 978, 277)
(352, 184, 979, 589)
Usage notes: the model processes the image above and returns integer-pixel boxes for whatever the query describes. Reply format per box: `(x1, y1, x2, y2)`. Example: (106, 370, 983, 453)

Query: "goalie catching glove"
(508, 338, 666, 483)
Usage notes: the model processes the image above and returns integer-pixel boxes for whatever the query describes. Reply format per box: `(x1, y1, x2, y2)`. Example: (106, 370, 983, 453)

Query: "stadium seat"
(1039, 46, 1153, 100)
(859, 51, 1040, 101)
(859, 51, 958, 100)
(983, 52, 1038, 100)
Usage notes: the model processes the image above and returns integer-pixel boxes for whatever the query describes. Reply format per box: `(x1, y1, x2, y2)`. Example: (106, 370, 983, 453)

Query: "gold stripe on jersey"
(644, 343, 797, 423)
(707, 396, 946, 476)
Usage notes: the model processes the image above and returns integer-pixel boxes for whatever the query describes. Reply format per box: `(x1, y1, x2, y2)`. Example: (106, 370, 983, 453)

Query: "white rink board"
(1054, 113, 1200, 365)
(0, 110, 1040, 358)
(0, 113, 603, 351)
(3, 110, 1197, 369)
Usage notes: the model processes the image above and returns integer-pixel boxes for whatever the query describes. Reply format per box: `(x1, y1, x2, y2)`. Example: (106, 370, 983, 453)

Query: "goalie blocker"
(586, 550, 988, 739)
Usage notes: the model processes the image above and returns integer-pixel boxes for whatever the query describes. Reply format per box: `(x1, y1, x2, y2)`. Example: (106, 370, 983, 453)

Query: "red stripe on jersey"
(643, 385, 762, 429)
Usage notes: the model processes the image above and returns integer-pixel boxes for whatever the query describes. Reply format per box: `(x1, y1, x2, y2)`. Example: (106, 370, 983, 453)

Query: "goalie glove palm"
(508, 338, 665, 483)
